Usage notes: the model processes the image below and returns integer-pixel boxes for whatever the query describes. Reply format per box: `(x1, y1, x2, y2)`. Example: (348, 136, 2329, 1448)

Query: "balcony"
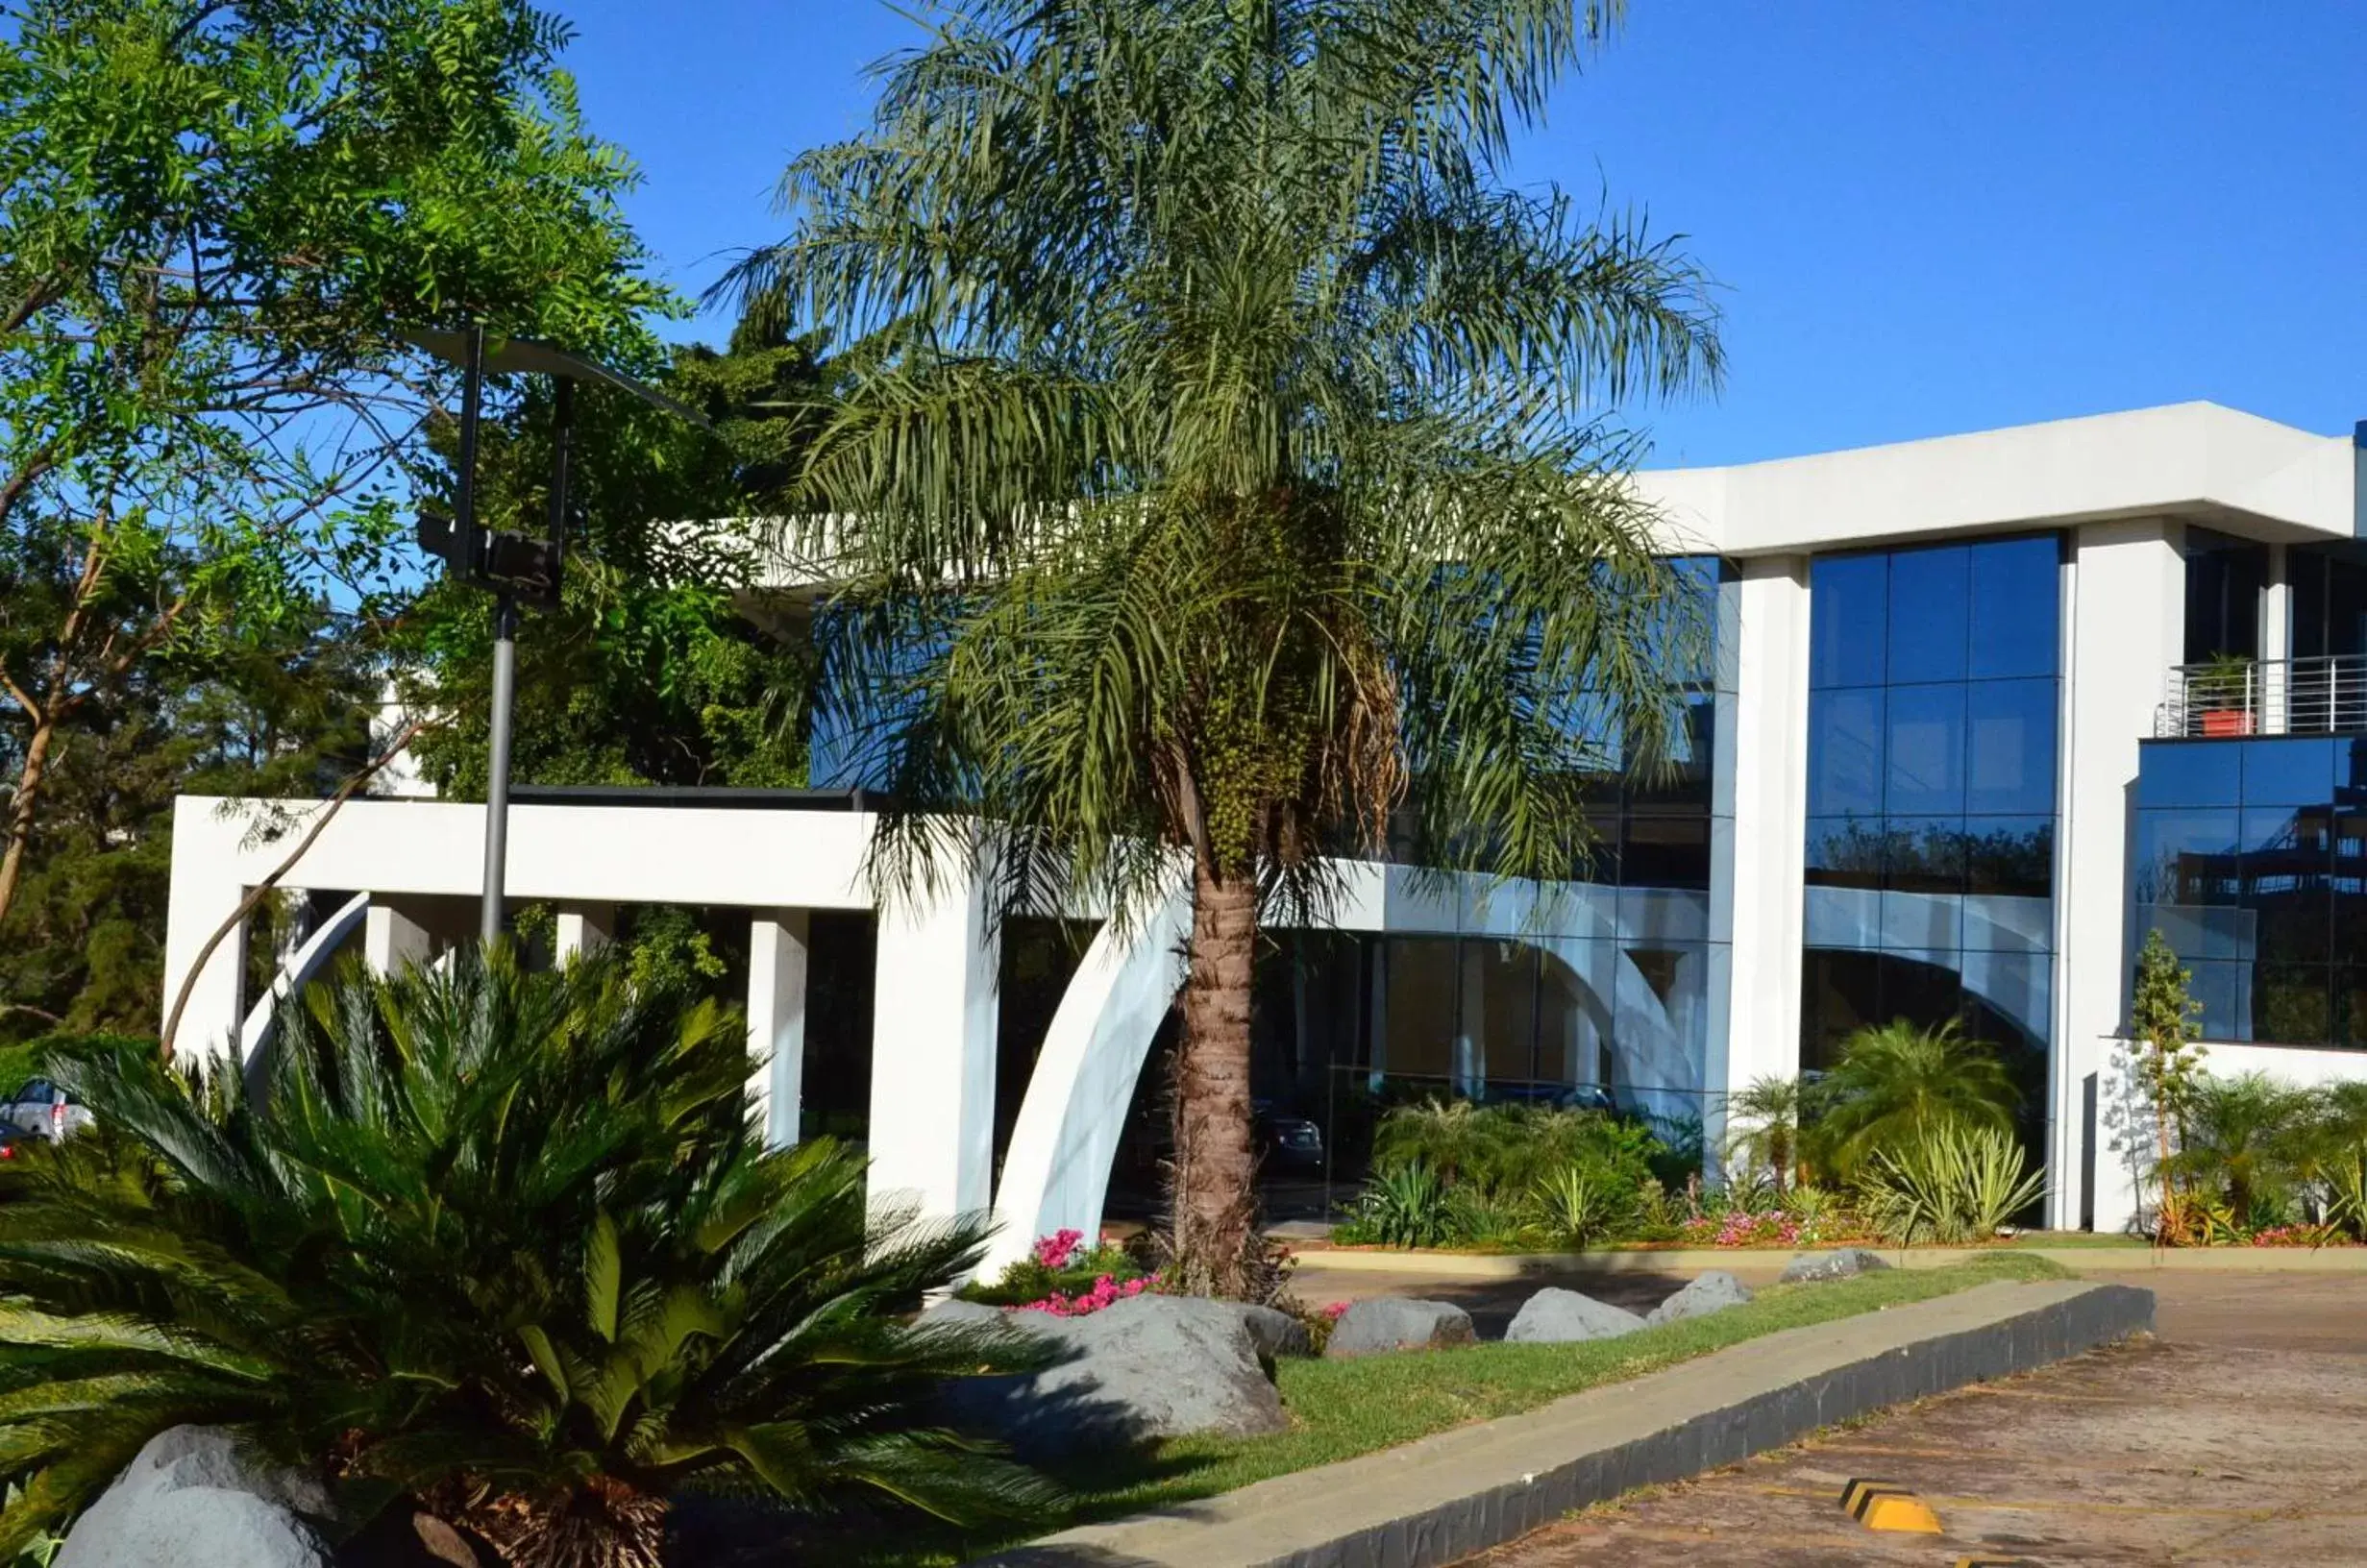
(2157, 655, 2367, 739)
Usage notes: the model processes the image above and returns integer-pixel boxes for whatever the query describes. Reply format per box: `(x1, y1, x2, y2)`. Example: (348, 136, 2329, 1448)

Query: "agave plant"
(1856, 1124, 2046, 1247)
(1349, 1162, 1454, 1249)
(0, 949, 1053, 1567)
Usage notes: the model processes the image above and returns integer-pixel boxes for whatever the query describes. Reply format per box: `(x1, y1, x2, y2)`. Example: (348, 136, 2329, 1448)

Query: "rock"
(1504, 1286, 1646, 1344)
(944, 1294, 1286, 1458)
(916, 1296, 1011, 1327)
(1646, 1270, 1755, 1326)
(1324, 1297, 1476, 1358)
(1232, 1302, 1314, 1360)
(1779, 1247, 1892, 1285)
(56, 1426, 335, 1568)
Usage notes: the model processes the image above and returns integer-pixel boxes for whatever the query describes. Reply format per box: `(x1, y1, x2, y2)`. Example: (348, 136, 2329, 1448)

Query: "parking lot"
(1460, 1269, 2367, 1566)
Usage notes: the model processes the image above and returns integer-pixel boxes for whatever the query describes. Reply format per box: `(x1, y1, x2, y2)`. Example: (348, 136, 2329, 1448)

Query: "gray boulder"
(1646, 1270, 1755, 1325)
(1504, 1286, 1646, 1344)
(944, 1293, 1286, 1458)
(1779, 1247, 1892, 1285)
(1232, 1302, 1314, 1360)
(57, 1426, 335, 1568)
(1324, 1297, 1476, 1358)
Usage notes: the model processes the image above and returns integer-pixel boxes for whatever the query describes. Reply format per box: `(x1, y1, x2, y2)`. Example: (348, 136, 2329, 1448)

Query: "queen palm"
(732, 0, 1720, 1293)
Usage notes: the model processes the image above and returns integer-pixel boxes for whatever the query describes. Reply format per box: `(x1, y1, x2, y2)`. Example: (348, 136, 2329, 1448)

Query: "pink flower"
(1032, 1229, 1086, 1270)
(1322, 1301, 1351, 1320)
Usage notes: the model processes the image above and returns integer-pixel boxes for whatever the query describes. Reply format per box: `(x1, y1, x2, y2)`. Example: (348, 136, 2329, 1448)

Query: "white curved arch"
(236, 892, 369, 1063)
(983, 885, 1191, 1275)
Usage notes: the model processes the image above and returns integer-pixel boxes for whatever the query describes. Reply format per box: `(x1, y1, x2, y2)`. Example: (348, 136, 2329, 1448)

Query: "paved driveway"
(1461, 1269, 2367, 1566)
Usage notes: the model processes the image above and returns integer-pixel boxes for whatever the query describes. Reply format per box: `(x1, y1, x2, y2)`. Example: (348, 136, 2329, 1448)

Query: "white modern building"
(164, 401, 2367, 1252)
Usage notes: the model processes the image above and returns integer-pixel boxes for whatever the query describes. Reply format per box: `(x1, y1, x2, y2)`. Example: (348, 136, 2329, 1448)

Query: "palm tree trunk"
(1170, 852, 1260, 1297)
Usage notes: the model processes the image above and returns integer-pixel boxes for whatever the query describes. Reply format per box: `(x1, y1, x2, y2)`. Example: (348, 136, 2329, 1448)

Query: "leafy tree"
(2171, 1070, 2318, 1231)
(0, 0, 668, 947)
(731, 0, 1720, 1293)
(1811, 1018, 2019, 1177)
(2128, 927, 2207, 1240)
(402, 318, 836, 796)
(0, 950, 1052, 1566)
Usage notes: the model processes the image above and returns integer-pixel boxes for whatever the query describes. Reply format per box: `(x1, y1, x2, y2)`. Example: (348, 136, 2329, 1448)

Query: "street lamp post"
(407, 327, 706, 944)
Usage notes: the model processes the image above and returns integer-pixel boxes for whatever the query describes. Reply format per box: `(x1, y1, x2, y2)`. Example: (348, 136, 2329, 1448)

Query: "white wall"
(2052, 519, 2186, 1233)
(1721, 558, 1812, 1104)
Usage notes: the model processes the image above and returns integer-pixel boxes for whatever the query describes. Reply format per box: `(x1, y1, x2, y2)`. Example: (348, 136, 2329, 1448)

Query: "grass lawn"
(866, 1251, 2066, 1565)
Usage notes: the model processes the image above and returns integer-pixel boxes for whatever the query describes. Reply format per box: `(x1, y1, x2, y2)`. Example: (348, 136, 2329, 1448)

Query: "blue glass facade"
(2133, 734, 2367, 1045)
(1802, 535, 2062, 1068)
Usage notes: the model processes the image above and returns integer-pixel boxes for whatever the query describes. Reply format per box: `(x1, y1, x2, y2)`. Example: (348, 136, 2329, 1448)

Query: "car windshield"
(12, 1080, 54, 1104)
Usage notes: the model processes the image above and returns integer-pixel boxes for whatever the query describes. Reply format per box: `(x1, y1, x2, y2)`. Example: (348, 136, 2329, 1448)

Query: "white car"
(0, 1079, 94, 1142)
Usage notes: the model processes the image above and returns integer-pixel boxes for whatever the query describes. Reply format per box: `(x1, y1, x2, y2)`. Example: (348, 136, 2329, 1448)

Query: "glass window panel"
(1967, 535, 2061, 679)
(2134, 742, 2242, 808)
(1886, 545, 1970, 685)
(1879, 889, 1962, 953)
(1806, 815, 1886, 889)
(1617, 885, 1711, 944)
(2133, 808, 2241, 908)
(2253, 890, 2332, 966)
(2180, 959, 2251, 1041)
(2334, 897, 2367, 968)
(1877, 948, 1965, 1030)
(1612, 944, 1710, 1101)
(1964, 678, 2059, 815)
(2140, 902, 2254, 965)
(1964, 816, 2053, 900)
(1536, 940, 1615, 1087)
(1800, 949, 1883, 1070)
(1959, 948, 2053, 1053)
(2242, 738, 2338, 807)
(2253, 964, 2332, 1045)
(1620, 812, 1710, 892)
(1886, 683, 1966, 816)
(1381, 937, 1459, 1078)
(1804, 885, 1881, 950)
(1627, 693, 1714, 810)
(1808, 689, 1886, 816)
(1472, 941, 1540, 1088)
(1884, 817, 1967, 894)
(1810, 552, 1887, 689)
(2340, 968, 2367, 1048)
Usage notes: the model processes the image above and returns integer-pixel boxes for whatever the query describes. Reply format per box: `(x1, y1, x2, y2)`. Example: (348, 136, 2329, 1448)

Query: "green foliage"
(956, 1242, 1149, 1309)
(2129, 928, 2210, 1239)
(403, 321, 836, 796)
(1812, 1019, 2020, 1177)
(2170, 1070, 2321, 1231)
(1724, 1076, 1802, 1192)
(1342, 1163, 1456, 1250)
(0, 0, 669, 1017)
(730, 0, 1720, 1281)
(1530, 1164, 1636, 1248)
(1372, 1101, 1661, 1196)
(0, 948, 1052, 1564)
(1857, 1124, 2046, 1246)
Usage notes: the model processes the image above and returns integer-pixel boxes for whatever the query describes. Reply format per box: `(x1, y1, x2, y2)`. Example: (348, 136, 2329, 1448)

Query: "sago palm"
(729, 0, 1720, 1293)
(1726, 1075, 1803, 1194)
(0, 950, 1052, 1566)
(1812, 1019, 2018, 1177)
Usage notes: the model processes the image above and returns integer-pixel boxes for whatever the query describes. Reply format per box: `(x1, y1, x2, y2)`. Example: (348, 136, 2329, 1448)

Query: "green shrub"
(0, 948, 1053, 1565)
(1858, 1124, 2045, 1245)
(1530, 1163, 1636, 1248)
(1372, 1101, 1663, 1196)
(1812, 1019, 2020, 1177)
(956, 1232, 1151, 1307)
(1342, 1162, 1455, 1248)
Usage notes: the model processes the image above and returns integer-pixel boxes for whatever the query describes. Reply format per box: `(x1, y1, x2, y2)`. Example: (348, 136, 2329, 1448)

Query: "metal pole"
(481, 595, 518, 945)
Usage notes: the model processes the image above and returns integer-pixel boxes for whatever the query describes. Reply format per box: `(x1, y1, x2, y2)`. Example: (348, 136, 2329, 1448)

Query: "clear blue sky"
(555, 1, 2365, 468)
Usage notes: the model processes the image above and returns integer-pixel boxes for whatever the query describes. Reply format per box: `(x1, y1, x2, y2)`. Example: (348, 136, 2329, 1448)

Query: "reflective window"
(1968, 536, 2061, 679)
(2133, 735, 2367, 1046)
(1810, 552, 1888, 689)
(1887, 546, 1970, 685)
(1804, 534, 2062, 1065)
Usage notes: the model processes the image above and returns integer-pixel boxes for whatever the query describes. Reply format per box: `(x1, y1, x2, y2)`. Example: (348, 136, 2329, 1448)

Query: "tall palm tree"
(731, 0, 1720, 1293)
(1812, 1019, 2019, 1177)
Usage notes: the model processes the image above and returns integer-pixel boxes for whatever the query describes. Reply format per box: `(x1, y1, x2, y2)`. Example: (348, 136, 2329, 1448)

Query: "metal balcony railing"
(2157, 655, 2367, 738)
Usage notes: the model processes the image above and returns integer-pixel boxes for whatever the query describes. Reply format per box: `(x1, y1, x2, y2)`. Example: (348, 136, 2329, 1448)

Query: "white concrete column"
(554, 901, 615, 961)
(866, 851, 1001, 1222)
(747, 909, 810, 1148)
(2260, 543, 2290, 732)
(364, 899, 432, 974)
(1721, 557, 1812, 1105)
(161, 799, 250, 1064)
(2054, 519, 2185, 1234)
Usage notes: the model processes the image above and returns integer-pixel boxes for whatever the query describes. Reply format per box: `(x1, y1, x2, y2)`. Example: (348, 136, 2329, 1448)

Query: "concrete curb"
(1292, 1242, 2367, 1276)
(978, 1279, 2155, 1568)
